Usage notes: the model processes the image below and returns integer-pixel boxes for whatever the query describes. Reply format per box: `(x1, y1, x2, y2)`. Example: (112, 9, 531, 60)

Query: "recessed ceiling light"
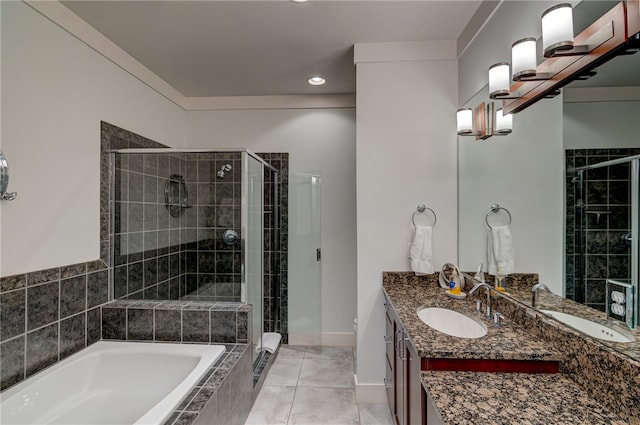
(307, 76, 326, 86)
(291, 0, 308, 3)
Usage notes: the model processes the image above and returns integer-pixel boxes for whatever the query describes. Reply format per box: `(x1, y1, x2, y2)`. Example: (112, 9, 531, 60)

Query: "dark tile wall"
(257, 153, 289, 342)
(0, 261, 109, 390)
(565, 148, 638, 311)
(182, 153, 243, 302)
(101, 300, 251, 345)
(113, 150, 248, 302)
(113, 152, 188, 300)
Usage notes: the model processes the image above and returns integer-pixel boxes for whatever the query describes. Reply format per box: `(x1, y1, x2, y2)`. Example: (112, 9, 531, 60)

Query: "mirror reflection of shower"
(217, 164, 232, 179)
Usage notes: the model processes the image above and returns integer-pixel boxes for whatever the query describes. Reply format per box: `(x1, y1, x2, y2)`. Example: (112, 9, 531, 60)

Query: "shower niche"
(110, 148, 286, 363)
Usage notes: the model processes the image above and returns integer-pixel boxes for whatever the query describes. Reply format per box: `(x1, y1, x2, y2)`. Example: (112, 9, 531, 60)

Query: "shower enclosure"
(566, 150, 638, 329)
(110, 149, 280, 367)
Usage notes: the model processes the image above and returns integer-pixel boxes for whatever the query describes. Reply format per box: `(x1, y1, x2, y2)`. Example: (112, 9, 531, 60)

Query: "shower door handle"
(316, 248, 321, 262)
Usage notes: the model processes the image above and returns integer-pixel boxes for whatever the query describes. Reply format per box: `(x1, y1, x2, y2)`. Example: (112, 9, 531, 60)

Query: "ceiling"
(60, 1, 483, 98)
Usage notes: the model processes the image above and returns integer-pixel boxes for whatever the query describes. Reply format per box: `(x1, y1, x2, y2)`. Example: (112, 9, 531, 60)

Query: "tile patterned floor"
(245, 346, 394, 425)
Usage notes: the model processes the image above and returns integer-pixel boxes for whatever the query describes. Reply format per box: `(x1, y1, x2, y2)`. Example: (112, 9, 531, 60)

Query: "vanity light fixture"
(456, 108, 474, 135)
(511, 38, 551, 81)
(493, 108, 513, 135)
(541, 3, 613, 58)
(307, 76, 326, 86)
(457, 103, 513, 139)
(488, 63, 520, 99)
(541, 3, 581, 57)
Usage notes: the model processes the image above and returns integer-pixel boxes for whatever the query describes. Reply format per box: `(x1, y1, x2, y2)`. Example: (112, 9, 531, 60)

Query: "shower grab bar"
(486, 203, 512, 228)
(411, 203, 437, 227)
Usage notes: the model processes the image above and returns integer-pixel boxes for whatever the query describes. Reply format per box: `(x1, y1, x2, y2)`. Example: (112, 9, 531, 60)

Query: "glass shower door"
(570, 160, 634, 312)
(288, 172, 322, 345)
(243, 153, 264, 363)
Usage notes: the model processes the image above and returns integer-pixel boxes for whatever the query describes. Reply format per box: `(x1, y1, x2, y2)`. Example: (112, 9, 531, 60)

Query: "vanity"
(382, 271, 639, 425)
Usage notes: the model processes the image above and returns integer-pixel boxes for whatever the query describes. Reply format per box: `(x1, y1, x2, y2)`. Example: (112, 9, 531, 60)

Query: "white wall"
(1, 1, 185, 276)
(458, 90, 564, 293)
(564, 100, 640, 149)
(186, 108, 357, 340)
(355, 60, 458, 397)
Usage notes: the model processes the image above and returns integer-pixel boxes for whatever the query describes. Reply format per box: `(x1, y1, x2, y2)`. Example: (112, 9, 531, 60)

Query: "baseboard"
(322, 332, 356, 347)
(287, 332, 356, 347)
(354, 375, 388, 404)
(287, 333, 322, 346)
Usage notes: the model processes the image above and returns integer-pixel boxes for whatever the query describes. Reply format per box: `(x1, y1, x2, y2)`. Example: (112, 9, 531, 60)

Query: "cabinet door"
(394, 328, 406, 425)
(407, 342, 425, 425)
(385, 310, 396, 417)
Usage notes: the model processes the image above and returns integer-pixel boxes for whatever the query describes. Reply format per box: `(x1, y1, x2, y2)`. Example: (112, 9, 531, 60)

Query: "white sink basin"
(417, 307, 487, 339)
(541, 310, 635, 343)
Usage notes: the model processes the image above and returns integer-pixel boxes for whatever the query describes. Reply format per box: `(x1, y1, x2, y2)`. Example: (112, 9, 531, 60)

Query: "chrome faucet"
(469, 282, 493, 319)
(531, 283, 549, 308)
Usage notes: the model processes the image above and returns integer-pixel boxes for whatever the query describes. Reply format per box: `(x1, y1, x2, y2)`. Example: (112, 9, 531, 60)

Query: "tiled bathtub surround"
(101, 300, 251, 344)
(100, 299, 255, 424)
(164, 344, 253, 425)
(0, 261, 109, 390)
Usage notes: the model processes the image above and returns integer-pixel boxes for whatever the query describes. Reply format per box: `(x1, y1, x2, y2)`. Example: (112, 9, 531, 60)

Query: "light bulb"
(307, 76, 326, 86)
(488, 62, 511, 98)
(542, 3, 574, 57)
(457, 108, 474, 135)
(512, 37, 538, 81)
(494, 109, 513, 134)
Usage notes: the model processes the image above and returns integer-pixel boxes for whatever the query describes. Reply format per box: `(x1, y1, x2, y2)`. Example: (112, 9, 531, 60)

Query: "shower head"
(217, 164, 232, 180)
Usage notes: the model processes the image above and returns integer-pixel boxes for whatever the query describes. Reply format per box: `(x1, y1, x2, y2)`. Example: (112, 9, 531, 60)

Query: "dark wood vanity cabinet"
(384, 302, 425, 425)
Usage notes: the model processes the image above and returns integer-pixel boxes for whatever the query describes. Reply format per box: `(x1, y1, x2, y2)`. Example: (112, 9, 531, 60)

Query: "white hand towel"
(487, 224, 515, 275)
(409, 225, 434, 275)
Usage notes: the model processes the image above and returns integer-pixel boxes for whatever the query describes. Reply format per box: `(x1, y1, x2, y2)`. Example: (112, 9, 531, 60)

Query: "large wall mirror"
(458, 0, 640, 361)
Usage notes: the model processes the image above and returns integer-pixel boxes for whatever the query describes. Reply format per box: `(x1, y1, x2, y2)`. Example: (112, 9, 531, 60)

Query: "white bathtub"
(0, 341, 225, 425)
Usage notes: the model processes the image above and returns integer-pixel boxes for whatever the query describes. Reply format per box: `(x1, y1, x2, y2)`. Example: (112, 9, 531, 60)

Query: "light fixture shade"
(494, 109, 513, 134)
(512, 37, 538, 81)
(488, 62, 511, 98)
(542, 3, 574, 57)
(456, 108, 474, 135)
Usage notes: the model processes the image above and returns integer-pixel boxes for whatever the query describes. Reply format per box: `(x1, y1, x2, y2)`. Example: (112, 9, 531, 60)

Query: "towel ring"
(412, 203, 437, 227)
(485, 203, 511, 228)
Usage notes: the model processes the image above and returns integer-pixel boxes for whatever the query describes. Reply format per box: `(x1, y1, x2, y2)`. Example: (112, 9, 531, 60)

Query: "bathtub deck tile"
(163, 412, 181, 425)
(174, 412, 198, 425)
(186, 387, 216, 412)
(177, 386, 201, 411)
(196, 368, 215, 387)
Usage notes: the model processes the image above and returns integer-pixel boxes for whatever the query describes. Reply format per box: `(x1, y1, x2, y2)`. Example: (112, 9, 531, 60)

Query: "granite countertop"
(421, 371, 627, 425)
(382, 274, 561, 361)
(504, 284, 640, 360)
